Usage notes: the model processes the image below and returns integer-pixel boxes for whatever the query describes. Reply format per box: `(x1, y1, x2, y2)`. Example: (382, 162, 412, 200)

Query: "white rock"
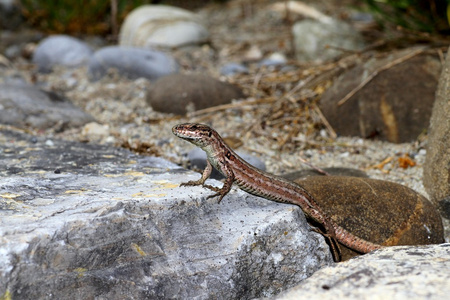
(119, 5, 209, 49)
(268, 52, 287, 63)
(82, 122, 110, 137)
(44, 139, 54, 146)
(244, 45, 263, 61)
(275, 244, 450, 299)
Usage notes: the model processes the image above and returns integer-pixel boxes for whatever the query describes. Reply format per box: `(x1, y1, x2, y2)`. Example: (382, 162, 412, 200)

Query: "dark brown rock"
(423, 46, 450, 218)
(320, 48, 441, 143)
(292, 176, 444, 261)
(146, 73, 244, 115)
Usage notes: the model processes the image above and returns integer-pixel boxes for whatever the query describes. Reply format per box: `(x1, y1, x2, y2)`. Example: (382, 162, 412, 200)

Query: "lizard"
(172, 123, 384, 261)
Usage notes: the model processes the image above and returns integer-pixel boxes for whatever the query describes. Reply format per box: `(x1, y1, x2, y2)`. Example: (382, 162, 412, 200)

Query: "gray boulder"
(0, 128, 332, 299)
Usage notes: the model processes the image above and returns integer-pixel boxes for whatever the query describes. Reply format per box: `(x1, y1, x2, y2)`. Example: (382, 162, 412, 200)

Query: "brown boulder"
(320, 48, 441, 143)
(292, 176, 444, 260)
(146, 73, 244, 115)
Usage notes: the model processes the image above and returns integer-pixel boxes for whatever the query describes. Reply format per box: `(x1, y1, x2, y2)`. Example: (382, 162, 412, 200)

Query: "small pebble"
(220, 63, 249, 76)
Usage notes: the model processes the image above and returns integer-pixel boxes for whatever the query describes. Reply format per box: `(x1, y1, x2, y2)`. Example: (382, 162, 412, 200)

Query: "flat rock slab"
(0, 83, 94, 130)
(275, 243, 450, 300)
(0, 128, 332, 299)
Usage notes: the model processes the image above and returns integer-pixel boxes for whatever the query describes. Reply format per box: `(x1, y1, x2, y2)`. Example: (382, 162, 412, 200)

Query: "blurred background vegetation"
(19, 0, 217, 35)
(364, 0, 450, 34)
(20, 0, 145, 35)
(17, 0, 450, 36)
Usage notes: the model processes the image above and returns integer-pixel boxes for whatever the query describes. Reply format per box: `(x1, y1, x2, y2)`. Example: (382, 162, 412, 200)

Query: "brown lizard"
(172, 123, 383, 261)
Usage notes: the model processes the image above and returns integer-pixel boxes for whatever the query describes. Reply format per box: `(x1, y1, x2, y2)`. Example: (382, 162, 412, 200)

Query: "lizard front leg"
(181, 159, 234, 203)
(181, 159, 214, 187)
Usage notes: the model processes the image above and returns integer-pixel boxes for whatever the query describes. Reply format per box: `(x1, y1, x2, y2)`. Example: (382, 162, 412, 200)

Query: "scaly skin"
(173, 123, 383, 261)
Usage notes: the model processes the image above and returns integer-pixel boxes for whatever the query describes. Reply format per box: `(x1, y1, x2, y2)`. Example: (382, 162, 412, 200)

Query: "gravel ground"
(37, 65, 428, 198)
(1, 0, 430, 198)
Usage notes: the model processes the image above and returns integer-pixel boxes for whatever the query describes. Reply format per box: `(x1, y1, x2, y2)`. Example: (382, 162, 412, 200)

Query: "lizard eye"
(208, 131, 212, 137)
(226, 151, 231, 158)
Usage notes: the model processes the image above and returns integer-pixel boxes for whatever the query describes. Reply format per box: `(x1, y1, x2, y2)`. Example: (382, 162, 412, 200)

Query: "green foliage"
(364, 0, 450, 33)
(20, 0, 151, 35)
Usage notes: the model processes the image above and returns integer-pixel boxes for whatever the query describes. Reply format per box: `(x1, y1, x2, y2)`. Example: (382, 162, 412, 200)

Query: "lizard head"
(172, 123, 220, 148)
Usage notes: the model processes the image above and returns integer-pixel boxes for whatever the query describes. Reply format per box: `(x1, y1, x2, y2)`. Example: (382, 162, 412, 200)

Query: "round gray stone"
(32, 35, 93, 73)
(88, 46, 179, 81)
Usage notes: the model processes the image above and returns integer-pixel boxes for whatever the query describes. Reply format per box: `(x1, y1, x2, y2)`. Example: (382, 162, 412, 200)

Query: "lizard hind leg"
(180, 179, 206, 187)
(310, 227, 342, 262)
(203, 184, 221, 192)
(204, 182, 231, 204)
